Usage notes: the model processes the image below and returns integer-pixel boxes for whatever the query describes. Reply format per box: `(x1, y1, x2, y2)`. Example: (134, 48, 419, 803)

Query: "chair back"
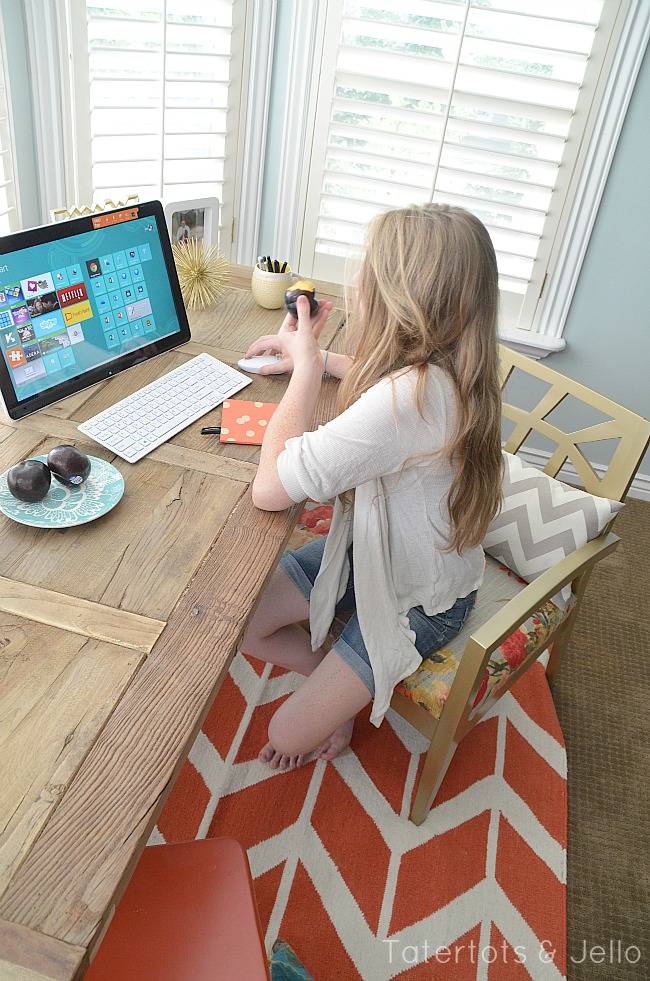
(499, 346, 650, 502)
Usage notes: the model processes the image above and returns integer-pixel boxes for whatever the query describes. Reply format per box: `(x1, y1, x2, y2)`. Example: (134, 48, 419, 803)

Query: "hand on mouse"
(243, 297, 333, 375)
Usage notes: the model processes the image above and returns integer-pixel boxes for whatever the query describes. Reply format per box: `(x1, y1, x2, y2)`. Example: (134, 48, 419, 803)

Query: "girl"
(241, 204, 503, 770)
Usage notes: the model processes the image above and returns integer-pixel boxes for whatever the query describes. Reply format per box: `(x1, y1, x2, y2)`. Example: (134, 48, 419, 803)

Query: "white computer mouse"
(237, 355, 282, 374)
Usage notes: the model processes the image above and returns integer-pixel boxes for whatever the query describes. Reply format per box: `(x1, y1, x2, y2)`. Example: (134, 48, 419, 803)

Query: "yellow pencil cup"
(251, 263, 293, 309)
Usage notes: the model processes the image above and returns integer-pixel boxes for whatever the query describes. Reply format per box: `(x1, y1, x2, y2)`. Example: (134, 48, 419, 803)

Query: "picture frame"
(163, 197, 220, 249)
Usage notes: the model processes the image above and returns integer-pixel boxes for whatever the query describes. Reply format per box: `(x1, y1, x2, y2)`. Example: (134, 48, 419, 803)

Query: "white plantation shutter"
(0, 36, 19, 235)
(298, 0, 620, 331)
(82, 0, 237, 224)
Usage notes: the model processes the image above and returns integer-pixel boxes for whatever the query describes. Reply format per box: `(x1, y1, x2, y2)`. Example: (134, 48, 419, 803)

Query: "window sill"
(498, 327, 566, 360)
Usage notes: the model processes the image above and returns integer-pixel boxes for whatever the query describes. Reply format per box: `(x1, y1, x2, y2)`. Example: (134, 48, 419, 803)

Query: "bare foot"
(258, 714, 356, 770)
(314, 717, 355, 762)
(258, 741, 311, 770)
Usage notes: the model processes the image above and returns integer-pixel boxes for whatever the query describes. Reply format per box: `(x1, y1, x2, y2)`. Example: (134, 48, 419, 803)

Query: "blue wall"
(507, 42, 650, 477)
(558, 42, 650, 471)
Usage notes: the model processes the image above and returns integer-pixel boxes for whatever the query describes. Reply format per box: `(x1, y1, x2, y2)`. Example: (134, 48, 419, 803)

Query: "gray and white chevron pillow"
(483, 452, 624, 610)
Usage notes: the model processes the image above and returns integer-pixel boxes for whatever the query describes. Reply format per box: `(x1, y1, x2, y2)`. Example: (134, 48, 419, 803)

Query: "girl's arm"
(252, 297, 325, 511)
(320, 349, 352, 379)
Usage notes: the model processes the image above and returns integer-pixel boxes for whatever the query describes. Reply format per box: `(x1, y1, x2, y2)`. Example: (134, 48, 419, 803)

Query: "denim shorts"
(280, 535, 477, 696)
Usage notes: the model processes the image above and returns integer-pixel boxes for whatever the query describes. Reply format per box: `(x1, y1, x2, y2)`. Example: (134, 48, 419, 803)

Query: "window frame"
(0, 4, 23, 234)
(22, 0, 84, 220)
(275, 0, 650, 358)
(231, 0, 278, 264)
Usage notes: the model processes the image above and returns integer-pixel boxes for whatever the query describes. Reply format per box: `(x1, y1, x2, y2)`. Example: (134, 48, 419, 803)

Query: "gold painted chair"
(289, 347, 650, 825)
(391, 347, 650, 824)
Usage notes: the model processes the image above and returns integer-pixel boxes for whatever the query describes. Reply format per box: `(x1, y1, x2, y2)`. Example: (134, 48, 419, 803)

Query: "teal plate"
(0, 455, 125, 528)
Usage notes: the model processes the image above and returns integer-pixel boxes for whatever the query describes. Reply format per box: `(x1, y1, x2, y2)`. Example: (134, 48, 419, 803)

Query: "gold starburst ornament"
(172, 238, 229, 310)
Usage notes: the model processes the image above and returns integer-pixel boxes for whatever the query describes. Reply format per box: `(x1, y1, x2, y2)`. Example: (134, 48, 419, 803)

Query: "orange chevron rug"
(155, 654, 567, 980)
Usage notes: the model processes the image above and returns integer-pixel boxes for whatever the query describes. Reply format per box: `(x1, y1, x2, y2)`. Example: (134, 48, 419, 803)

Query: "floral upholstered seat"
(394, 556, 568, 719)
(285, 500, 571, 721)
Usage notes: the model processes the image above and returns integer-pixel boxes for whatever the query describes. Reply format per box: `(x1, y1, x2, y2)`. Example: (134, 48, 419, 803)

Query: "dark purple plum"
(7, 459, 51, 502)
(47, 445, 91, 487)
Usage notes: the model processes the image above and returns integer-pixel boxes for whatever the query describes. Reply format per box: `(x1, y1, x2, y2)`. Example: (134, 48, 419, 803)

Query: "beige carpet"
(553, 497, 649, 980)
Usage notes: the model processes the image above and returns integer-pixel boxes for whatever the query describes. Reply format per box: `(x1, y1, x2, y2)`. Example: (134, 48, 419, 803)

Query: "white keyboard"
(78, 353, 252, 463)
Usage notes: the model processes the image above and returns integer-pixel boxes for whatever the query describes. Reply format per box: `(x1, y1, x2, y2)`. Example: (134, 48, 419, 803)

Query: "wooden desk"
(0, 266, 344, 981)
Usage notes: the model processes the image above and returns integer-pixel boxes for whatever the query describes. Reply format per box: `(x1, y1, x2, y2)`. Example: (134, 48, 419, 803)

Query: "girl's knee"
(268, 706, 303, 757)
(243, 604, 268, 644)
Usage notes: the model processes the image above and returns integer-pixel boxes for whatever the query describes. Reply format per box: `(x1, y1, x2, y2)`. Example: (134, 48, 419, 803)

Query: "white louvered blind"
(84, 0, 236, 216)
(299, 0, 618, 330)
(0, 34, 19, 236)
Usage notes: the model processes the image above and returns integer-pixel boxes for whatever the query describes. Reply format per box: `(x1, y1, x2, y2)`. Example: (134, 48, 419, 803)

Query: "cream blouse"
(276, 365, 484, 725)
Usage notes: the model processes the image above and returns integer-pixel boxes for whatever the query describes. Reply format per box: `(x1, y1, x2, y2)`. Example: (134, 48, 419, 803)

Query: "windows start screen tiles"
(1, 243, 154, 387)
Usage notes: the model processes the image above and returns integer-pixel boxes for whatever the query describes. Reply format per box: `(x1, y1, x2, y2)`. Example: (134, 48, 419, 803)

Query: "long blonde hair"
(339, 203, 503, 553)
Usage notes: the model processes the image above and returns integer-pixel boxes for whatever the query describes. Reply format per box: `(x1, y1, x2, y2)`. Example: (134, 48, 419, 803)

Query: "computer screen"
(0, 200, 190, 419)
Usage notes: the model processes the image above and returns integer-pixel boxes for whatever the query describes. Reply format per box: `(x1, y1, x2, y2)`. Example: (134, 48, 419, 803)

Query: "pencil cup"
(251, 263, 293, 309)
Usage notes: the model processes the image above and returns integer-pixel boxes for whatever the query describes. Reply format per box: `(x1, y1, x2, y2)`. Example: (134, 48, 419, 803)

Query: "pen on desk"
(201, 427, 222, 435)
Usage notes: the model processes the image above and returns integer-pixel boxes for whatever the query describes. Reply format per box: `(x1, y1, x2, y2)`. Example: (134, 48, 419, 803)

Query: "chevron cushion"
(483, 452, 624, 610)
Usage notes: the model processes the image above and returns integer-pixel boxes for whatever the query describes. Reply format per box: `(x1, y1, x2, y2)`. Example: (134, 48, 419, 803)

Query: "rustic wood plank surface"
(0, 614, 144, 901)
(0, 919, 84, 981)
(0, 452, 246, 620)
(0, 266, 344, 979)
(0, 577, 165, 650)
(0, 489, 301, 947)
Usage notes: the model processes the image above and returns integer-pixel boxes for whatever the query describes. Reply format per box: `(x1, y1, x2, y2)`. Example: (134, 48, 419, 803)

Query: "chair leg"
(408, 636, 492, 825)
(546, 566, 597, 686)
(544, 614, 575, 687)
(409, 730, 460, 826)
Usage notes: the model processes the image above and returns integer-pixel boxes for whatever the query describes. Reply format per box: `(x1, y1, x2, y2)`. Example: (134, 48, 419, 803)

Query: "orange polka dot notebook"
(219, 399, 278, 445)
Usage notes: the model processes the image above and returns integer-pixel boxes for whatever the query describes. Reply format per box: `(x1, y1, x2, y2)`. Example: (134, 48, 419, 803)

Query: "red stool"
(86, 837, 270, 981)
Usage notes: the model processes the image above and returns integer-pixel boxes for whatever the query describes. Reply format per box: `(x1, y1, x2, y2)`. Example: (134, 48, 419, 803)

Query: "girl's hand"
(277, 295, 326, 373)
(243, 297, 333, 374)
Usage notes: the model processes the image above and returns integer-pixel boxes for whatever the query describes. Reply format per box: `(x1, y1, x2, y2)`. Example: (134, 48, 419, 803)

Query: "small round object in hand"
(285, 280, 318, 318)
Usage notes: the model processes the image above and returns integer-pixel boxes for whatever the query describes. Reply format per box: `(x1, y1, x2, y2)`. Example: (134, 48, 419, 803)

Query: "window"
(293, 0, 633, 338)
(0, 24, 19, 236)
(80, 1, 236, 204)
(30, 0, 246, 248)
